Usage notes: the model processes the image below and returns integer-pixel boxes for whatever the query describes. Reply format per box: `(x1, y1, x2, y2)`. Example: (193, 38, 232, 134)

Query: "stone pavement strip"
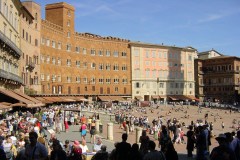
(45, 108, 214, 160)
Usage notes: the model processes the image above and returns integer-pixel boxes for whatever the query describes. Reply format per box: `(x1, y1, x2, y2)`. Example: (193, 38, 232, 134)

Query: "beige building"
(198, 49, 222, 59)
(20, 1, 41, 94)
(130, 42, 197, 102)
(40, 2, 131, 100)
(0, 0, 22, 90)
(0, 0, 43, 109)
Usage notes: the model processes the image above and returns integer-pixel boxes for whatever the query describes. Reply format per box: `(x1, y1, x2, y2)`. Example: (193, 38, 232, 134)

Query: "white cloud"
(95, 5, 115, 14)
(198, 14, 225, 23)
(197, 8, 240, 23)
(72, 1, 118, 17)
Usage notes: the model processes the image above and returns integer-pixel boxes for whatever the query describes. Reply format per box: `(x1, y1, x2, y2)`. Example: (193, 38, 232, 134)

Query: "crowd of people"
(0, 102, 239, 160)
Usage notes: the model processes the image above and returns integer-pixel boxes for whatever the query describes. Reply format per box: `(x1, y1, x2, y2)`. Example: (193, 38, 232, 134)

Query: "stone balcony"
(0, 30, 22, 58)
(0, 69, 23, 84)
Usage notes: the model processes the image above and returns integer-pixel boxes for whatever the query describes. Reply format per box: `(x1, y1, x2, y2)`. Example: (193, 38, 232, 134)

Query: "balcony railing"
(202, 83, 236, 87)
(0, 30, 22, 57)
(26, 62, 35, 72)
(0, 69, 23, 84)
(200, 70, 239, 75)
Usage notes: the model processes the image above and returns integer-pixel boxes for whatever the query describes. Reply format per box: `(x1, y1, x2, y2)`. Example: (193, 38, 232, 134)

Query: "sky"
(34, 0, 240, 57)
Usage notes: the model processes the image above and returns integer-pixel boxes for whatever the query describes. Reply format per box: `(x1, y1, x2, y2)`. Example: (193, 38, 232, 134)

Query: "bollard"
(135, 127, 143, 144)
(95, 120, 100, 133)
(107, 123, 113, 140)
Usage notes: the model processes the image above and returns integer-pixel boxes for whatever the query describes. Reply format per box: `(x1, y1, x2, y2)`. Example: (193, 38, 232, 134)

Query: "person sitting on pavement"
(70, 140, 82, 160)
(93, 137, 103, 152)
(91, 145, 108, 160)
(80, 139, 89, 153)
(63, 140, 72, 158)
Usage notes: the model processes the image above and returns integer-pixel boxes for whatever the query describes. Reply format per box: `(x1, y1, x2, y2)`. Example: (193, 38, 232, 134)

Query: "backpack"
(73, 147, 82, 155)
(71, 147, 82, 160)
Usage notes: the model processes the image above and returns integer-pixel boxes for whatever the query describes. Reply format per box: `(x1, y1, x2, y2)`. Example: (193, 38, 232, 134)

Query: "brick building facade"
(40, 2, 131, 99)
(20, 1, 41, 94)
(195, 56, 240, 103)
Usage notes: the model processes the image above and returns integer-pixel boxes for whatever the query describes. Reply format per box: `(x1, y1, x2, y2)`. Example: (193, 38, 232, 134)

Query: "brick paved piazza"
(46, 104, 240, 160)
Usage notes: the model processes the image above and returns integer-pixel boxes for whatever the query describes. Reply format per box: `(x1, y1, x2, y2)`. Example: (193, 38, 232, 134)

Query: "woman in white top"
(3, 137, 13, 159)
(79, 139, 89, 153)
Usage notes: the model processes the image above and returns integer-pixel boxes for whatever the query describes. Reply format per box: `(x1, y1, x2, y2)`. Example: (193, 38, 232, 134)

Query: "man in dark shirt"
(115, 133, 131, 160)
(0, 136, 6, 160)
(210, 133, 236, 160)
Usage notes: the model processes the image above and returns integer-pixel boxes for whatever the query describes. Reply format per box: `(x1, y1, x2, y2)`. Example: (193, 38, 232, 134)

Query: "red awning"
(0, 89, 36, 107)
(135, 96, 143, 100)
(151, 95, 160, 99)
(98, 96, 111, 101)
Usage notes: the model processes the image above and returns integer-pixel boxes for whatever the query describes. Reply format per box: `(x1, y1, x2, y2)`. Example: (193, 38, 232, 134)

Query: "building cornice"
(129, 41, 197, 52)
(75, 32, 130, 43)
(45, 2, 75, 11)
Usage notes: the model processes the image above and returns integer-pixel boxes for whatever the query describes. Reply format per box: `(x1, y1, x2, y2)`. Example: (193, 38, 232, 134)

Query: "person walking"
(222, 122, 225, 130)
(186, 125, 195, 157)
(64, 116, 69, 132)
(80, 122, 87, 141)
(90, 120, 96, 144)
